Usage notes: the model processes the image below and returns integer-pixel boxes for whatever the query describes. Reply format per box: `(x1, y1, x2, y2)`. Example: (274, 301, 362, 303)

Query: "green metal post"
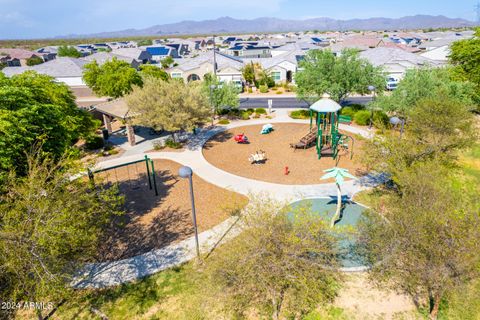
(309, 109, 313, 130)
(145, 155, 152, 190)
(317, 113, 322, 159)
(150, 159, 159, 196)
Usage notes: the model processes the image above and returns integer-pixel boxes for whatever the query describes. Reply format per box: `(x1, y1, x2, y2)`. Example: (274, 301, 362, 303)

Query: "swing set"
(87, 155, 159, 196)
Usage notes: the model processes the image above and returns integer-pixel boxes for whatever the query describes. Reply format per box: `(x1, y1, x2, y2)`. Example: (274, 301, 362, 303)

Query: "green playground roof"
(309, 93, 342, 113)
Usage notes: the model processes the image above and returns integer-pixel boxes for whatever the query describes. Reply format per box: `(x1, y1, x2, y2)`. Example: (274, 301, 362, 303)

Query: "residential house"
(81, 51, 142, 69)
(36, 47, 57, 61)
(168, 51, 243, 83)
(0, 48, 42, 66)
(110, 48, 152, 64)
(226, 42, 272, 58)
(359, 47, 440, 79)
(165, 43, 189, 56)
(145, 46, 179, 61)
(2, 57, 88, 86)
(245, 50, 304, 84)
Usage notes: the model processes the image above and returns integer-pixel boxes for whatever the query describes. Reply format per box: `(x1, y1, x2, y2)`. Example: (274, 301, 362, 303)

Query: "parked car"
(386, 77, 399, 90)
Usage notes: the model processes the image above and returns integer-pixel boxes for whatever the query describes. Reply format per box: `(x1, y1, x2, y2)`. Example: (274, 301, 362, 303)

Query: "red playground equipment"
(234, 133, 249, 144)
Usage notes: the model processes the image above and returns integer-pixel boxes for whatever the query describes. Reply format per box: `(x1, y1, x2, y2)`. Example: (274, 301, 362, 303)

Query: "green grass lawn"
(54, 264, 204, 320)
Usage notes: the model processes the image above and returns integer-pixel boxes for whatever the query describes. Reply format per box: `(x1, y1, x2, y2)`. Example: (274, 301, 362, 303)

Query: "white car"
(386, 77, 399, 90)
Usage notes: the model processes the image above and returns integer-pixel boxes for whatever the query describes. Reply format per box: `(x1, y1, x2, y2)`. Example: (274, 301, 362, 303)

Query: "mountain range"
(60, 15, 476, 38)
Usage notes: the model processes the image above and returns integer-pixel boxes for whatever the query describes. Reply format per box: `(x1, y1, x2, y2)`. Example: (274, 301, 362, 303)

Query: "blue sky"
(0, 0, 477, 39)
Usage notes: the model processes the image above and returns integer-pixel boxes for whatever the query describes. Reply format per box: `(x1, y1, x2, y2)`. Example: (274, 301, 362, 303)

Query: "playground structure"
(234, 133, 249, 144)
(88, 155, 159, 196)
(249, 150, 267, 164)
(260, 124, 274, 134)
(292, 94, 354, 160)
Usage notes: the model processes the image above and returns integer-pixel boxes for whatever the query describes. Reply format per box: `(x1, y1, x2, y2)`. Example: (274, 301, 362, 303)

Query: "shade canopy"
(309, 93, 342, 113)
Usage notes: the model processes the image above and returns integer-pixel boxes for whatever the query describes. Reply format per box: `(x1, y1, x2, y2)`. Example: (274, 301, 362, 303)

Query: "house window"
(171, 72, 182, 79)
(272, 71, 281, 82)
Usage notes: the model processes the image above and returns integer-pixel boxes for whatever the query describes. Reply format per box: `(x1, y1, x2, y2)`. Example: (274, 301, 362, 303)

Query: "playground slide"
(290, 127, 317, 149)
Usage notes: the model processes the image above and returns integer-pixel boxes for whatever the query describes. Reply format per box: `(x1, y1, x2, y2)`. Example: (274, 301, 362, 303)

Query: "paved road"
(239, 96, 373, 109)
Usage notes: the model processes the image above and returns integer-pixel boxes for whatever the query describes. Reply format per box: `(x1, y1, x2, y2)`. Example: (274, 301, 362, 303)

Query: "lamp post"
(209, 84, 217, 126)
(367, 85, 376, 129)
(212, 35, 217, 78)
(178, 166, 200, 259)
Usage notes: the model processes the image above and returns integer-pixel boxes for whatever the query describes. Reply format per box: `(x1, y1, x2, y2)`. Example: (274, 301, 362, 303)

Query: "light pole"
(367, 85, 376, 129)
(178, 166, 200, 259)
(209, 84, 217, 126)
(212, 35, 217, 78)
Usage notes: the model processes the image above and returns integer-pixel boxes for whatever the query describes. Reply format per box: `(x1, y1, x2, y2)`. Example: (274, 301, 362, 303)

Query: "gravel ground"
(94, 159, 248, 261)
(203, 123, 366, 185)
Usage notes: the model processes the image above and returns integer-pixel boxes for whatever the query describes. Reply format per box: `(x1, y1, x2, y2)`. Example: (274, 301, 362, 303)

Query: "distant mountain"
(60, 15, 476, 39)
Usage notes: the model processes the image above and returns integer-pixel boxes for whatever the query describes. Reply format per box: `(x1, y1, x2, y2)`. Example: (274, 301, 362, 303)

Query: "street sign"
(268, 99, 273, 114)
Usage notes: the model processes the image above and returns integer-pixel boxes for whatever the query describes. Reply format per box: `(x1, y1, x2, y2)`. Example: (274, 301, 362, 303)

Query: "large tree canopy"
(295, 49, 385, 102)
(0, 72, 98, 184)
(370, 67, 478, 115)
(450, 28, 480, 89)
(202, 73, 239, 115)
(83, 58, 143, 98)
(0, 152, 123, 319)
(126, 77, 210, 135)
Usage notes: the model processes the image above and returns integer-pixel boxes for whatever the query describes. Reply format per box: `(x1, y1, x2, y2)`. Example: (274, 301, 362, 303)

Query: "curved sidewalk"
(73, 117, 380, 288)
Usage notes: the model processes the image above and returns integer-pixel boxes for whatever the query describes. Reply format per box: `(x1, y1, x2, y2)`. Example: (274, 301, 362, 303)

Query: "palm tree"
(321, 167, 357, 227)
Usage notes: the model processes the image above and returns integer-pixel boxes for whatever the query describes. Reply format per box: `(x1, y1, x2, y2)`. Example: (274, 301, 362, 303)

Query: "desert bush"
(290, 109, 310, 119)
(353, 110, 371, 126)
(218, 119, 230, 125)
(255, 108, 267, 114)
(259, 85, 268, 93)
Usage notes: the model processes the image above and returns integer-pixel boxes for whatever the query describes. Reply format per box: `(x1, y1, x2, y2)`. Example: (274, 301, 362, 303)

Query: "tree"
(202, 73, 239, 119)
(357, 162, 480, 319)
(57, 45, 81, 58)
(136, 39, 153, 46)
(83, 58, 143, 98)
(241, 62, 256, 85)
(199, 195, 340, 319)
(138, 64, 169, 81)
(321, 167, 357, 227)
(363, 95, 477, 180)
(371, 67, 478, 116)
(126, 77, 210, 139)
(160, 56, 174, 69)
(26, 55, 44, 66)
(450, 28, 480, 89)
(0, 71, 99, 185)
(295, 49, 385, 102)
(0, 152, 123, 319)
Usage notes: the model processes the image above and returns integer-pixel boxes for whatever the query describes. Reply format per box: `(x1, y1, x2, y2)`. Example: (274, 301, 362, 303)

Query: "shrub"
(276, 90, 283, 94)
(165, 138, 182, 149)
(85, 135, 104, 150)
(241, 111, 251, 120)
(246, 108, 255, 114)
(255, 108, 267, 115)
(228, 108, 241, 117)
(247, 87, 253, 93)
(152, 140, 165, 150)
(218, 108, 230, 116)
(290, 109, 310, 119)
(259, 85, 268, 93)
(26, 56, 43, 66)
(253, 114, 261, 119)
(340, 107, 356, 117)
(353, 110, 372, 126)
(218, 119, 230, 125)
(373, 110, 389, 126)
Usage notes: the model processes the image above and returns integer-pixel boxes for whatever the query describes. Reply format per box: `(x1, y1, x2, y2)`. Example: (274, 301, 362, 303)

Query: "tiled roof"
(81, 52, 134, 65)
(2, 57, 87, 78)
(359, 47, 438, 67)
(0, 48, 39, 60)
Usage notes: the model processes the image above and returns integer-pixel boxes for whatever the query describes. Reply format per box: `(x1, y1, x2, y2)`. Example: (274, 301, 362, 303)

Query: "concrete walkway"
(74, 112, 379, 288)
